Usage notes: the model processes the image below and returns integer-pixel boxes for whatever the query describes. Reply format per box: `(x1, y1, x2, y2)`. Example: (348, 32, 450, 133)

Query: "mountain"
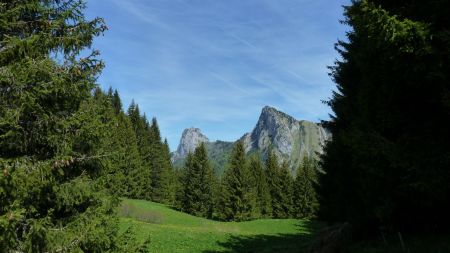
(171, 128, 209, 162)
(171, 106, 331, 175)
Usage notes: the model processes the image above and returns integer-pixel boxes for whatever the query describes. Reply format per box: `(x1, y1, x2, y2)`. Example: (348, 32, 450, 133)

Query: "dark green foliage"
(112, 89, 123, 115)
(161, 139, 177, 205)
(319, 0, 450, 234)
(111, 111, 143, 199)
(265, 151, 284, 218)
(126, 103, 153, 200)
(263, 152, 294, 219)
(0, 0, 148, 251)
(179, 144, 216, 218)
(178, 152, 195, 212)
(278, 161, 294, 218)
(217, 141, 255, 221)
(293, 157, 318, 219)
(248, 155, 272, 218)
(148, 118, 172, 203)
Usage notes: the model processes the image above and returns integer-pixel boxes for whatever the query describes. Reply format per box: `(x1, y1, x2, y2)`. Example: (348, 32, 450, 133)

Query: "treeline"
(92, 88, 176, 205)
(175, 142, 319, 221)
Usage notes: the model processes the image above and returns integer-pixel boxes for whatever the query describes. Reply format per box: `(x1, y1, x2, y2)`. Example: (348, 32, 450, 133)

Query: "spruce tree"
(265, 151, 283, 218)
(293, 156, 318, 219)
(193, 143, 215, 217)
(126, 103, 152, 200)
(179, 152, 196, 213)
(218, 141, 255, 221)
(278, 161, 294, 218)
(161, 139, 176, 205)
(179, 143, 215, 217)
(248, 155, 272, 218)
(320, 0, 450, 233)
(0, 1, 147, 251)
(115, 112, 144, 199)
(148, 118, 170, 202)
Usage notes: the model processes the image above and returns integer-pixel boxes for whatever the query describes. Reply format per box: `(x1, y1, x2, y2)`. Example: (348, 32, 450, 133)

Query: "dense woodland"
(319, 0, 450, 237)
(0, 0, 449, 252)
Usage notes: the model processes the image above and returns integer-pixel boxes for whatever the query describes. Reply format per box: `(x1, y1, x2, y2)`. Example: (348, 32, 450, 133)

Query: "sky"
(85, 0, 350, 151)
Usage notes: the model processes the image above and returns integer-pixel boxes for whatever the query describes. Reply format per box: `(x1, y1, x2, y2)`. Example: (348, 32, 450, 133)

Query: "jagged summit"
(172, 128, 209, 161)
(171, 106, 331, 174)
(241, 106, 330, 170)
(260, 106, 297, 123)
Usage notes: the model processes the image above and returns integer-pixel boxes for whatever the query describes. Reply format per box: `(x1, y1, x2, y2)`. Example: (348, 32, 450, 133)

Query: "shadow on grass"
(202, 221, 319, 253)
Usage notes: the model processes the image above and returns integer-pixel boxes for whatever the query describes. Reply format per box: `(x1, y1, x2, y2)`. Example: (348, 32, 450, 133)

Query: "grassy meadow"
(118, 199, 320, 253)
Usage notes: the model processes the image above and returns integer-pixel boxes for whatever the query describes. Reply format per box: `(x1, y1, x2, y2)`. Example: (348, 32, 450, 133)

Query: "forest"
(1, 0, 449, 252)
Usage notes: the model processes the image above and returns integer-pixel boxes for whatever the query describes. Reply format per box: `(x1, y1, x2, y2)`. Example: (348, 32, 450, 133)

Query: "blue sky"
(85, 0, 350, 151)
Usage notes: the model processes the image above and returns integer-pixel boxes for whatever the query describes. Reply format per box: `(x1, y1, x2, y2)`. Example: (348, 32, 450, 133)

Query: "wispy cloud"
(86, 0, 350, 150)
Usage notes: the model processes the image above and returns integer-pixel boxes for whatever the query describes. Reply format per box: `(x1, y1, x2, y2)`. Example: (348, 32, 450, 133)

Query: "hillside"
(119, 199, 319, 253)
(172, 106, 331, 174)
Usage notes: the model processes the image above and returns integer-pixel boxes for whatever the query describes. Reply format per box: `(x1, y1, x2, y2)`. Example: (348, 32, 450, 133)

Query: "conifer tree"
(293, 156, 318, 219)
(179, 152, 196, 213)
(218, 141, 255, 221)
(249, 155, 272, 218)
(0, 1, 147, 251)
(126, 103, 152, 200)
(278, 161, 294, 218)
(319, 0, 450, 232)
(193, 143, 215, 217)
(161, 139, 177, 205)
(179, 144, 215, 217)
(114, 112, 144, 198)
(148, 118, 170, 202)
(265, 151, 283, 218)
(112, 89, 123, 115)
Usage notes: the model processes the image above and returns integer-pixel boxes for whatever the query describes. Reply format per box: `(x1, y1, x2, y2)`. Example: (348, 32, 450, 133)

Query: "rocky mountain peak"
(171, 106, 331, 174)
(258, 106, 298, 130)
(242, 106, 331, 169)
(174, 128, 209, 160)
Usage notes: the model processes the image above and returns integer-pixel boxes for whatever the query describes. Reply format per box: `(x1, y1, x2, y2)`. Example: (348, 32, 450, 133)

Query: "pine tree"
(248, 155, 272, 218)
(293, 156, 318, 219)
(0, 1, 147, 251)
(218, 141, 255, 221)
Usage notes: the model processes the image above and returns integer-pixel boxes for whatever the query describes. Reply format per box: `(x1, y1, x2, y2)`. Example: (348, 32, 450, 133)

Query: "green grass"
(118, 199, 319, 253)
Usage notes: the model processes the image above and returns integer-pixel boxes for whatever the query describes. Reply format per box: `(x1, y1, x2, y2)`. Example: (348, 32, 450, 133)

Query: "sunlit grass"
(118, 198, 319, 253)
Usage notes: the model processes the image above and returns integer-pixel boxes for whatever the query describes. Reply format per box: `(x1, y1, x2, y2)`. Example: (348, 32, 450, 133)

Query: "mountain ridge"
(171, 106, 331, 174)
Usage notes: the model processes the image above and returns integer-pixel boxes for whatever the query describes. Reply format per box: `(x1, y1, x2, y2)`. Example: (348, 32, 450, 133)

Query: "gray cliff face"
(241, 106, 330, 170)
(172, 128, 209, 161)
(171, 106, 331, 174)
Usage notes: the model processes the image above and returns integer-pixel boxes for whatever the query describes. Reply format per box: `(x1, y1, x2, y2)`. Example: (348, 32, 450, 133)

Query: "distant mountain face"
(171, 106, 331, 175)
(171, 128, 209, 162)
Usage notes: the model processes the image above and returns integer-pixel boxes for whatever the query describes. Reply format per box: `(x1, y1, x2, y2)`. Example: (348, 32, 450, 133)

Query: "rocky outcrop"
(240, 106, 331, 172)
(171, 106, 331, 174)
(171, 128, 209, 162)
